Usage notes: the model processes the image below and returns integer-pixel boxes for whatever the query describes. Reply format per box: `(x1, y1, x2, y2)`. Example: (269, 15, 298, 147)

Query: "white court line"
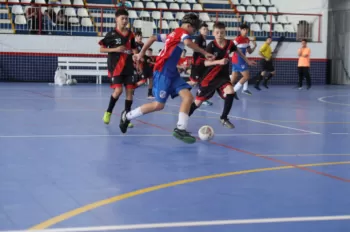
(331, 133, 349, 135)
(0, 133, 314, 139)
(3, 215, 350, 232)
(153, 100, 321, 135)
(318, 95, 350, 106)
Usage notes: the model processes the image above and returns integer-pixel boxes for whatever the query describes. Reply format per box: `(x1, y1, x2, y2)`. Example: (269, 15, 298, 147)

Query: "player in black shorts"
(100, 8, 138, 127)
(188, 22, 255, 128)
(135, 48, 155, 99)
(187, 22, 213, 106)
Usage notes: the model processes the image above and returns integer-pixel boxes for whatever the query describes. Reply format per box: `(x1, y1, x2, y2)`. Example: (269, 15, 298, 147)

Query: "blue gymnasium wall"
(0, 52, 329, 85)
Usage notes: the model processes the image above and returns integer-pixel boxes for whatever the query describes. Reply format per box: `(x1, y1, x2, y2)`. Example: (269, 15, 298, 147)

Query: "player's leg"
(170, 76, 197, 144)
(188, 86, 215, 117)
(103, 77, 123, 124)
(230, 68, 240, 100)
(218, 83, 235, 128)
(254, 59, 266, 90)
(304, 67, 311, 89)
(188, 65, 213, 106)
(147, 76, 154, 98)
(119, 71, 169, 134)
(263, 61, 275, 88)
(234, 69, 252, 95)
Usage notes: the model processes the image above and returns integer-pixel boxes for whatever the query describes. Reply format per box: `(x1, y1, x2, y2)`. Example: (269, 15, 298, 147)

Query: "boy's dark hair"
(301, 39, 307, 43)
(182, 13, 202, 30)
(200, 22, 208, 29)
(135, 30, 142, 37)
(147, 48, 153, 51)
(239, 24, 249, 30)
(213, 22, 226, 29)
(115, 8, 128, 17)
(266, 36, 272, 40)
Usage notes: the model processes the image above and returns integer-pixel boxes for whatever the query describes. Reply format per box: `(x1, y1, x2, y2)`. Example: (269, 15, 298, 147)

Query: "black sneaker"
(172, 128, 196, 144)
(254, 85, 261, 91)
(263, 81, 269, 89)
(220, 118, 235, 129)
(242, 90, 252, 95)
(234, 92, 239, 100)
(119, 110, 130, 133)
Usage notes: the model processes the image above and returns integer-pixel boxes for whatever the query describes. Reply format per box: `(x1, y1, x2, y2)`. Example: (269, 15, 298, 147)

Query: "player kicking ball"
(188, 22, 256, 128)
(101, 9, 138, 128)
(231, 24, 257, 97)
(119, 13, 215, 144)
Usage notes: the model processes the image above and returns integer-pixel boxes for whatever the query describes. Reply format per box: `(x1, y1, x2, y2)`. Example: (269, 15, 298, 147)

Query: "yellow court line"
(29, 161, 350, 230)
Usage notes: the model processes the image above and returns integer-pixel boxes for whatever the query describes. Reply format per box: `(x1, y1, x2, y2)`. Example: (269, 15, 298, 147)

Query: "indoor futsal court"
(1, 83, 350, 232)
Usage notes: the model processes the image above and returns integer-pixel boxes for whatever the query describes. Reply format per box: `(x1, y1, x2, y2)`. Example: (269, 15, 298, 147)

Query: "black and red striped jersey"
(98, 28, 136, 77)
(201, 39, 237, 86)
(192, 34, 206, 66)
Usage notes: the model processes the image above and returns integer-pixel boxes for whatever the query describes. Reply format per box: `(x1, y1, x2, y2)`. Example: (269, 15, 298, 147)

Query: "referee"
(254, 36, 275, 90)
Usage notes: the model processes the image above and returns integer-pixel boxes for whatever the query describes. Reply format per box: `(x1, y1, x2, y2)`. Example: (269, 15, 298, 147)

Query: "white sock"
(234, 82, 242, 92)
(126, 107, 143, 120)
(177, 112, 189, 130)
(243, 82, 248, 91)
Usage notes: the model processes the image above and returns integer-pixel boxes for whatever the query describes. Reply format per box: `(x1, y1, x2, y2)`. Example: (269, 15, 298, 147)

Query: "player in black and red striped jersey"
(100, 8, 138, 127)
(188, 22, 256, 128)
(187, 23, 213, 106)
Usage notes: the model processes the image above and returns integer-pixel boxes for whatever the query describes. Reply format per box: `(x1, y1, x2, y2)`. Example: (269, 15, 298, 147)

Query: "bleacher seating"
(0, 0, 301, 41)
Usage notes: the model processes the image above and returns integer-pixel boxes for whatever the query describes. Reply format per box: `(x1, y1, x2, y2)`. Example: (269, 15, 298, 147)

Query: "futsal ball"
(72, 79, 77, 85)
(198, 125, 214, 141)
(66, 79, 73, 85)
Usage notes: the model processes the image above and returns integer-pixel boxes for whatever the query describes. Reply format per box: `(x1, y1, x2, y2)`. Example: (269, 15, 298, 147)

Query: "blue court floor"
(1, 83, 350, 232)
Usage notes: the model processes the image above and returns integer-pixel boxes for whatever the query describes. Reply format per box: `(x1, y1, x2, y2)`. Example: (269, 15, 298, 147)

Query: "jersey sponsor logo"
(115, 38, 122, 44)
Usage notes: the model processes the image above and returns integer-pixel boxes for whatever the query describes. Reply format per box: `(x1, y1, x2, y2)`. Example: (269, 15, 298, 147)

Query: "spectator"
(297, 39, 311, 89)
(26, 1, 42, 34)
(117, 0, 132, 8)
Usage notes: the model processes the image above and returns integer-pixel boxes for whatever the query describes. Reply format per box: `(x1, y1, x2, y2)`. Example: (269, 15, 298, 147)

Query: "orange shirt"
(298, 47, 311, 67)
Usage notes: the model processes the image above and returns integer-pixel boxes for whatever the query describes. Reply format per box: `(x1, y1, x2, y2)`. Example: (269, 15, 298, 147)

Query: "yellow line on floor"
(29, 161, 350, 230)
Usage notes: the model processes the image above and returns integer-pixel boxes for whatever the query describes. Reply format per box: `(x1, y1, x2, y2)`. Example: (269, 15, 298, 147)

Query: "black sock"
(267, 73, 273, 80)
(255, 74, 263, 86)
(221, 94, 234, 120)
(148, 88, 152, 96)
(107, 95, 118, 113)
(125, 99, 133, 112)
(188, 102, 198, 117)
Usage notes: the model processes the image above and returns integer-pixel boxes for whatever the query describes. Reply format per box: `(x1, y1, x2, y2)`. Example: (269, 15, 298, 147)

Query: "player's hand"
(247, 60, 257, 66)
(133, 53, 143, 62)
(219, 58, 229, 65)
(205, 53, 215, 61)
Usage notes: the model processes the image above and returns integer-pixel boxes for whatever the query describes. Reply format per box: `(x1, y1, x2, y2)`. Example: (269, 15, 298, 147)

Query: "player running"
(188, 22, 256, 128)
(101, 8, 138, 127)
(231, 24, 257, 97)
(119, 13, 215, 144)
(187, 22, 213, 106)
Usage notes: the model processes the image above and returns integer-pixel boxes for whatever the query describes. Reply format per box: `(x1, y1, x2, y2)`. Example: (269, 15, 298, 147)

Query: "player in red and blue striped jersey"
(231, 24, 257, 97)
(119, 13, 215, 144)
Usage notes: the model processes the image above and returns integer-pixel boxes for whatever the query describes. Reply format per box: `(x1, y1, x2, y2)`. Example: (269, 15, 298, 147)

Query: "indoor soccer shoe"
(119, 110, 130, 133)
(202, 100, 213, 106)
(242, 90, 252, 95)
(220, 119, 235, 129)
(103, 112, 112, 124)
(128, 122, 134, 128)
(172, 128, 196, 144)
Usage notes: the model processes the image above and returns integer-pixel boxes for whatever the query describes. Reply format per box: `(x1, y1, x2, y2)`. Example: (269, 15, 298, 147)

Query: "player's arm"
(235, 47, 256, 66)
(98, 33, 126, 53)
(184, 39, 215, 60)
(303, 49, 310, 58)
(247, 40, 257, 54)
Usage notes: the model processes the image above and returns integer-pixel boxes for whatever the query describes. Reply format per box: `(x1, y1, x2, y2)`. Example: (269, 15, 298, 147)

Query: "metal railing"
(2, 2, 322, 41)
